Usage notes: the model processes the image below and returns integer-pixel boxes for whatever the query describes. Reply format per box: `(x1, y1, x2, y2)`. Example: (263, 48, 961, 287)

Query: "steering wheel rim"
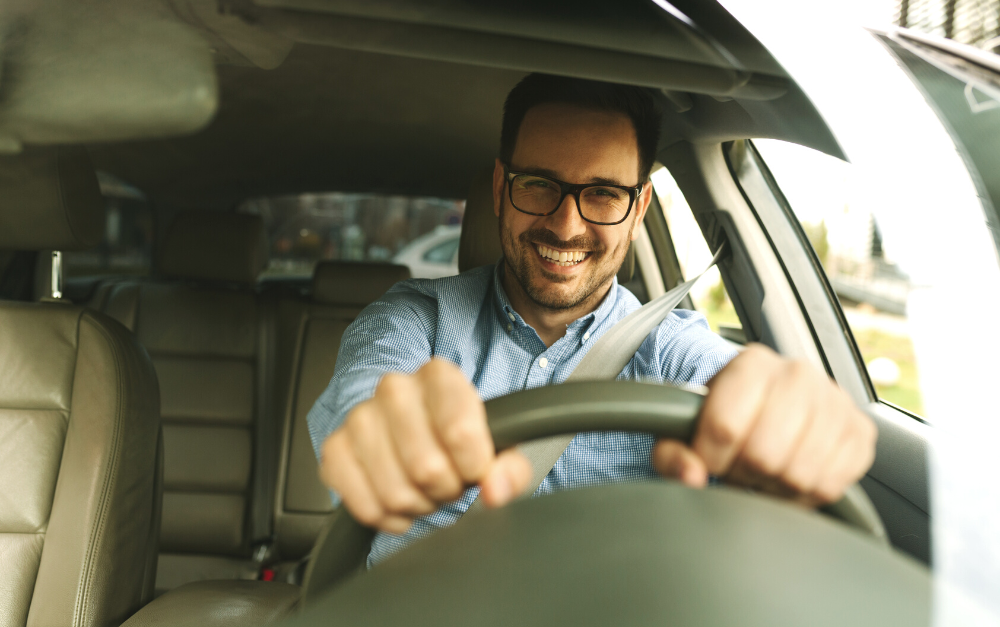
(301, 380, 886, 604)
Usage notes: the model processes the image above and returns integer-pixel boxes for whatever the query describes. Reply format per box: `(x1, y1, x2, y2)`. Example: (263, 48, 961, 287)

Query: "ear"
(630, 181, 653, 241)
(493, 158, 505, 218)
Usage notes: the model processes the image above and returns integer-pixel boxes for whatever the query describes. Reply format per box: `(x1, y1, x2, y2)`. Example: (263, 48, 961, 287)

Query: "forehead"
(512, 103, 640, 180)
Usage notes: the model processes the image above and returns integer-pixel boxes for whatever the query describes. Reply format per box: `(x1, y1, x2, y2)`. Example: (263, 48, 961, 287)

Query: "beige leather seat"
(272, 261, 410, 568)
(101, 212, 280, 591)
(0, 147, 162, 626)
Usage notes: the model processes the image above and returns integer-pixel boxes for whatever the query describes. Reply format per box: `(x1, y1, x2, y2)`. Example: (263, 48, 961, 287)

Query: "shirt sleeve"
(305, 285, 437, 494)
(647, 309, 739, 387)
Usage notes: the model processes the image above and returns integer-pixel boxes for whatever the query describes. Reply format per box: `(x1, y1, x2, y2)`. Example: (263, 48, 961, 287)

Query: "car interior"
(0, 1, 935, 625)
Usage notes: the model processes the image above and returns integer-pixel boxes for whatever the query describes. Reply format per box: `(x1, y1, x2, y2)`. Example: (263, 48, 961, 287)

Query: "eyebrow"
(512, 165, 632, 187)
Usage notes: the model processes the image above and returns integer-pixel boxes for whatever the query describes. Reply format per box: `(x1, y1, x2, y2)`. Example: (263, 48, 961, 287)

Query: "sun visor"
(0, 0, 218, 153)
(0, 147, 104, 251)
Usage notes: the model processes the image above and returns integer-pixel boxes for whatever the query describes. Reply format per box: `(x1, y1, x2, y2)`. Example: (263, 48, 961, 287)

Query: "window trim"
(725, 139, 882, 407)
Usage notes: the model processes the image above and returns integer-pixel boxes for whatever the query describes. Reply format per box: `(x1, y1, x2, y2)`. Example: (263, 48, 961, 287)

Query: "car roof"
(7, 0, 843, 209)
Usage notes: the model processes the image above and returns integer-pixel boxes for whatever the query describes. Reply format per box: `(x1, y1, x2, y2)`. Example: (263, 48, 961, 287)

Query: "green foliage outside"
(694, 281, 741, 334)
(851, 328, 924, 416)
(801, 220, 829, 265)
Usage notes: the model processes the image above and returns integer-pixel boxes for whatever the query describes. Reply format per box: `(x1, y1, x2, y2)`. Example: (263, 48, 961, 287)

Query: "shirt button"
(539, 357, 548, 369)
(507, 312, 515, 322)
(583, 332, 591, 341)
(506, 324, 513, 333)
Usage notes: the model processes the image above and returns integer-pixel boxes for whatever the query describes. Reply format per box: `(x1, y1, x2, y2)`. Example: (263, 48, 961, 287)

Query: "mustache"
(518, 228, 604, 253)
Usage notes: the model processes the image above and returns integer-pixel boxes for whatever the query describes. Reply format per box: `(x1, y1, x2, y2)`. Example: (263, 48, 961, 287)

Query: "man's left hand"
(652, 343, 877, 506)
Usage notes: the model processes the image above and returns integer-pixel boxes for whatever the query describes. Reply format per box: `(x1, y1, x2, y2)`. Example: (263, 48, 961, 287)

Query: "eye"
(523, 178, 552, 189)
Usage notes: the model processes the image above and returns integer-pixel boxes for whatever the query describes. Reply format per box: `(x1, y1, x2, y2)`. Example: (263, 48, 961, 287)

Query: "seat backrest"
(102, 211, 275, 588)
(272, 261, 410, 561)
(0, 147, 162, 626)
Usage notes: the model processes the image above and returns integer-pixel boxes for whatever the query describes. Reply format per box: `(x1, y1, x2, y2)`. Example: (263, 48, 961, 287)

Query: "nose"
(541, 193, 589, 242)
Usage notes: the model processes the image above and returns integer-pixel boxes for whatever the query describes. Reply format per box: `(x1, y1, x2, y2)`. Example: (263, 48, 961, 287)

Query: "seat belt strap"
(464, 245, 726, 516)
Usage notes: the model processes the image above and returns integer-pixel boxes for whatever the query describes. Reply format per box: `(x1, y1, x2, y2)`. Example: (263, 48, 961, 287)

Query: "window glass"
(422, 236, 460, 263)
(61, 173, 153, 278)
(239, 193, 464, 278)
(752, 139, 923, 416)
(650, 167, 742, 340)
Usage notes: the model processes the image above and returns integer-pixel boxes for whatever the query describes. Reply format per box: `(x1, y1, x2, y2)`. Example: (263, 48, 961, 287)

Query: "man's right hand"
(319, 358, 533, 534)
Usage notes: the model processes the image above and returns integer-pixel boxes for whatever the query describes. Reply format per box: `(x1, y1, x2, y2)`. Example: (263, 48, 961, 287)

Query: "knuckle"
(703, 417, 740, 448)
(382, 488, 419, 514)
(409, 455, 452, 490)
(321, 430, 344, 460)
(784, 359, 813, 384)
(421, 357, 452, 378)
(345, 404, 378, 440)
(440, 417, 483, 453)
(377, 372, 406, 397)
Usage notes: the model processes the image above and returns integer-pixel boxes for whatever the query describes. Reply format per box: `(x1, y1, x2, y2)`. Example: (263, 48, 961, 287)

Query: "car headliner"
(11, 0, 844, 208)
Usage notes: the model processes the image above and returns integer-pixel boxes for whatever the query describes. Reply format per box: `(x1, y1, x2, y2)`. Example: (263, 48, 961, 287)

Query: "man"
(308, 74, 876, 566)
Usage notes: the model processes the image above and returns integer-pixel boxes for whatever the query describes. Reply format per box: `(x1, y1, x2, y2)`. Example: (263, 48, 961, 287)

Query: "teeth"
(536, 245, 588, 266)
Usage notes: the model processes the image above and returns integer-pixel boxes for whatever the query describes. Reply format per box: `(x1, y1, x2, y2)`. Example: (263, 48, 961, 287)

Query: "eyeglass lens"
(510, 174, 631, 224)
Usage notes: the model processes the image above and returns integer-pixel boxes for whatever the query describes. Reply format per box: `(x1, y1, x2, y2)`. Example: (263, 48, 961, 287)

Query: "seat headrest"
(159, 212, 269, 285)
(458, 166, 504, 273)
(0, 147, 104, 250)
(457, 164, 634, 281)
(312, 261, 411, 306)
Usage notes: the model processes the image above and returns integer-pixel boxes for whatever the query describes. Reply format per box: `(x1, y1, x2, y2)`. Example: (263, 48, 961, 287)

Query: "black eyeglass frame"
(503, 165, 643, 226)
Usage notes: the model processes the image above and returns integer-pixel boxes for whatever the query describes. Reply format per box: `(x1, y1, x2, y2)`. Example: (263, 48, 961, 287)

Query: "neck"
(501, 263, 614, 347)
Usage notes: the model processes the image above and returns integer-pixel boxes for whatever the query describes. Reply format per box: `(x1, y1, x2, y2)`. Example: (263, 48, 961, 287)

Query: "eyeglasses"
(503, 166, 642, 226)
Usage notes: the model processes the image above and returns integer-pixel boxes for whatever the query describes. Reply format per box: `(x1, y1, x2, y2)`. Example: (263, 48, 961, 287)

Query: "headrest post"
(50, 251, 63, 300)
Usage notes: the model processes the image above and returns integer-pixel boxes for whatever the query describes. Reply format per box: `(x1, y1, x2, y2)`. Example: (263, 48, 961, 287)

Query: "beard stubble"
(499, 204, 634, 311)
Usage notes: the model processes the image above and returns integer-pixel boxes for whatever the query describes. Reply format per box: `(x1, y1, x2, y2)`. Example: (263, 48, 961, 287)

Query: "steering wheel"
(301, 380, 888, 605)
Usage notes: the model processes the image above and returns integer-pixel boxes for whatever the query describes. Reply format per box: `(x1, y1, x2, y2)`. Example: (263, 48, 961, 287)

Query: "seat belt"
(464, 245, 726, 515)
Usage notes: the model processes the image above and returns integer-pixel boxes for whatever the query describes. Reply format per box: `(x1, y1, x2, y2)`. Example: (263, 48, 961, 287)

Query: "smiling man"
(308, 74, 876, 566)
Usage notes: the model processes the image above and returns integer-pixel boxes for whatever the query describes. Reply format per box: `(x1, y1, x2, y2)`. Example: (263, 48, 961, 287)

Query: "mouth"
(535, 244, 590, 267)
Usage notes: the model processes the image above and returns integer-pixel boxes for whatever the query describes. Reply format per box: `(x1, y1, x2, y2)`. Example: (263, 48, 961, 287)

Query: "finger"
(694, 343, 783, 475)
(479, 449, 533, 508)
(652, 439, 708, 488)
(321, 429, 412, 533)
(736, 359, 817, 483)
(779, 386, 850, 497)
(345, 403, 437, 518)
(813, 412, 877, 503)
(378, 373, 464, 502)
(420, 359, 495, 483)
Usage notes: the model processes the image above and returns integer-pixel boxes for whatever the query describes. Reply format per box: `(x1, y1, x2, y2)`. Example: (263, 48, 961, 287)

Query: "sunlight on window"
(650, 167, 740, 334)
(754, 139, 923, 415)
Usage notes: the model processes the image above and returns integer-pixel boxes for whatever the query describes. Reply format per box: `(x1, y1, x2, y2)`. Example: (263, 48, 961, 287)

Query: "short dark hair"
(500, 74, 662, 182)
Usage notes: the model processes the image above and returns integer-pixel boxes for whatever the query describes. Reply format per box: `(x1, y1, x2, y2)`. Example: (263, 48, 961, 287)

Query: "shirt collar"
(491, 260, 620, 332)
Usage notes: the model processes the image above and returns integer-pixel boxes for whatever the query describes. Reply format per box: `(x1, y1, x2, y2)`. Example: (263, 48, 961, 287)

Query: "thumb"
(479, 448, 533, 508)
(652, 439, 709, 488)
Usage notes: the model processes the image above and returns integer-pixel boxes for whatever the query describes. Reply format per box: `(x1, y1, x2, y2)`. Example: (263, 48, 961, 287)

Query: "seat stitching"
(73, 315, 128, 627)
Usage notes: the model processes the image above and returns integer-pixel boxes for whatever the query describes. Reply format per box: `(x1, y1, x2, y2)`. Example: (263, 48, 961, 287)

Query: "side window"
(650, 166, 743, 344)
(750, 139, 924, 417)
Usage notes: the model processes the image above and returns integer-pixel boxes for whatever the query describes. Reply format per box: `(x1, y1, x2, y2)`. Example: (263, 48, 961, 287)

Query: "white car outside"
(392, 224, 462, 279)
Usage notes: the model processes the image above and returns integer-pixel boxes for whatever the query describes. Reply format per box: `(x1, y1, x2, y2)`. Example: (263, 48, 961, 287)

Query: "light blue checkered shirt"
(307, 262, 737, 566)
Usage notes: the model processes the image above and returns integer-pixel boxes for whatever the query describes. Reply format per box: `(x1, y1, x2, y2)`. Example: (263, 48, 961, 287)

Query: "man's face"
(493, 102, 651, 311)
